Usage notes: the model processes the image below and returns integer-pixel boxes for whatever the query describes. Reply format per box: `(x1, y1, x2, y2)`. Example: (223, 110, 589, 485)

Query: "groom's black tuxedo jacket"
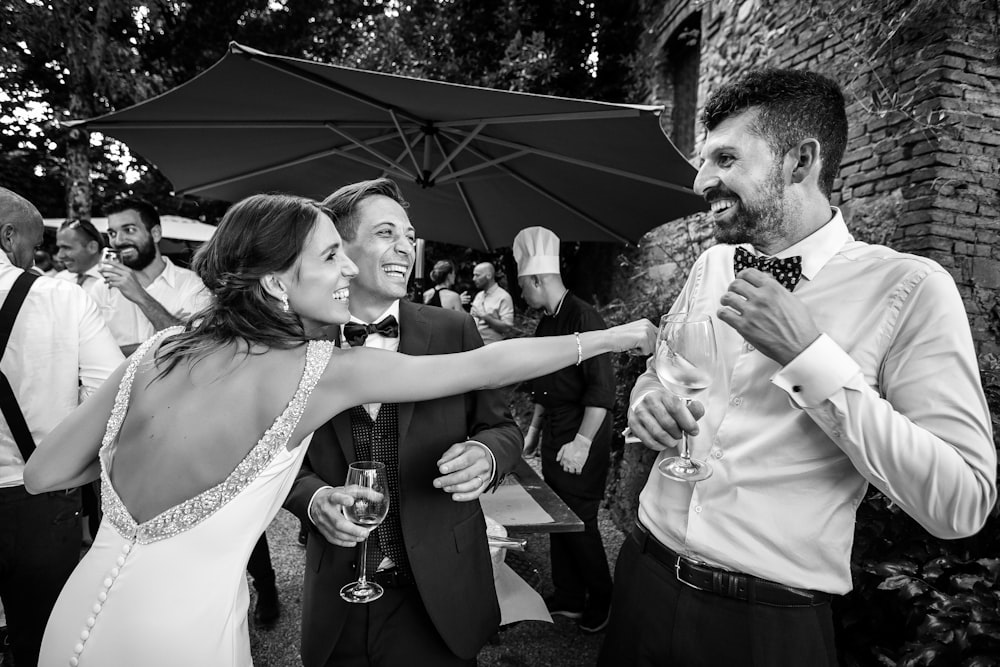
(284, 299, 523, 665)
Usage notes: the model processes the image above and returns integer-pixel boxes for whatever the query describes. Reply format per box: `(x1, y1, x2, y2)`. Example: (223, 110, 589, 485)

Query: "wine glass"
(339, 461, 390, 603)
(653, 313, 717, 482)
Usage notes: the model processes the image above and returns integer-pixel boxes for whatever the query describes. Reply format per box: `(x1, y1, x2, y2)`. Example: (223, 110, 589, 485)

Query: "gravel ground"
(248, 460, 625, 667)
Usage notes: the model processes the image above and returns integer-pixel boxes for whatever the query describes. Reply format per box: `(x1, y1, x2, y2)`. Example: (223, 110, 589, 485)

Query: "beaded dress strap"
(101, 326, 185, 453)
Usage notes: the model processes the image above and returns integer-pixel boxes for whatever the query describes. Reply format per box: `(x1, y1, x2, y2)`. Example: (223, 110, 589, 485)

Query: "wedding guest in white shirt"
(0, 187, 122, 667)
(54, 219, 104, 290)
(462, 262, 514, 344)
(600, 68, 996, 667)
(54, 219, 114, 323)
(100, 198, 210, 355)
(54, 218, 115, 541)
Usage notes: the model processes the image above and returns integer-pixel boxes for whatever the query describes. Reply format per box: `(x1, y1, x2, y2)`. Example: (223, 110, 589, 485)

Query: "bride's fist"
(608, 319, 657, 355)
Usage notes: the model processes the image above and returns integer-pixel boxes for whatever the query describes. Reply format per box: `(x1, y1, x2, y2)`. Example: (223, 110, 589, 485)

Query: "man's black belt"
(630, 522, 832, 608)
(371, 567, 414, 589)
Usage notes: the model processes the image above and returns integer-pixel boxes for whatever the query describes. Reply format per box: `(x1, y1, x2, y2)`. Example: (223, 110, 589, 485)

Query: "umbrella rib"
(184, 144, 412, 195)
(440, 128, 696, 195)
(434, 108, 647, 129)
(390, 110, 423, 177)
(431, 134, 491, 251)
(426, 122, 486, 184)
(86, 120, 404, 130)
(459, 141, 632, 245)
(242, 51, 429, 127)
(433, 150, 531, 184)
(324, 122, 415, 180)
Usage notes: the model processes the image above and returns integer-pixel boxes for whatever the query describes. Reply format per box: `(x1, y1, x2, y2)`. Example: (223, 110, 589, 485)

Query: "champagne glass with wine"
(339, 461, 390, 603)
(654, 313, 717, 482)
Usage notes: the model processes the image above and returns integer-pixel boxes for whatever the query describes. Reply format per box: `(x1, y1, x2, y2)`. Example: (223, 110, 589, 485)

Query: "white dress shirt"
(342, 302, 401, 420)
(632, 208, 996, 594)
(55, 265, 115, 324)
(0, 256, 124, 487)
(471, 283, 514, 345)
(97, 257, 211, 347)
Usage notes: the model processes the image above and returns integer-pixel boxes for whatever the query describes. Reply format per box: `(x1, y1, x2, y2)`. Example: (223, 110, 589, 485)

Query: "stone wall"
(605, 0, 1000, 527)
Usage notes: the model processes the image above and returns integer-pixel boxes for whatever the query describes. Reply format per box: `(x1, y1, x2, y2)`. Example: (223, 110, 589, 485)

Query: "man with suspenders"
(0, 187, 122, 667)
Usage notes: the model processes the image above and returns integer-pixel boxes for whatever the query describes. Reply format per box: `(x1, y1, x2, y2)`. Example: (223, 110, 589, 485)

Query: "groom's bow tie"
(343, 315, 399, 347)
(733, 247, 802, 291)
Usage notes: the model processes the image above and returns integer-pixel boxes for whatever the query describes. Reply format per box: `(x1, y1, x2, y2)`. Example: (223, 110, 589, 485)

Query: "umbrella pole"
(412, 238, 426, 303)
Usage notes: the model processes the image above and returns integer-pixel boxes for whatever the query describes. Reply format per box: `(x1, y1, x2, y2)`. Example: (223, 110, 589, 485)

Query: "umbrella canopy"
(78, 42, 705, 251)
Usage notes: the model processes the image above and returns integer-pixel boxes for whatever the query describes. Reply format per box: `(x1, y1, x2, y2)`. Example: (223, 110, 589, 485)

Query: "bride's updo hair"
(154, 193, 330, 376)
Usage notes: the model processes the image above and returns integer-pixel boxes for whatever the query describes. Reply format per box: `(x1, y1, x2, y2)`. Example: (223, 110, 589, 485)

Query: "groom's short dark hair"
(322, 178, 409, 242)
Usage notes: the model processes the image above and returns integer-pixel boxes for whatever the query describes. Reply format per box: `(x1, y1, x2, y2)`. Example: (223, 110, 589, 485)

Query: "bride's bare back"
(111, 338, 311, 523)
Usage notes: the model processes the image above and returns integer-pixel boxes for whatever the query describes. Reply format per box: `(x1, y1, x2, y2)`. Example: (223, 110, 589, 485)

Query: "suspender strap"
(0, 271, 41, 461)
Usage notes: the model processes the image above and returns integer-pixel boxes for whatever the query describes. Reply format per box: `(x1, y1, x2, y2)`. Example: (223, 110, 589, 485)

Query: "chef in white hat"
(511, 226, 616, 634)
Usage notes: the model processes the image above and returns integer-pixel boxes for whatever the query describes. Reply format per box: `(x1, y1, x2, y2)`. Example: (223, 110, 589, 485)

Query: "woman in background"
(422, 259, 463, 311)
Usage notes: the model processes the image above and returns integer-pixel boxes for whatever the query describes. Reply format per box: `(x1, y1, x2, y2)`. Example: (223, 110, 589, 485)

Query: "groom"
(284, 178, 523, 666)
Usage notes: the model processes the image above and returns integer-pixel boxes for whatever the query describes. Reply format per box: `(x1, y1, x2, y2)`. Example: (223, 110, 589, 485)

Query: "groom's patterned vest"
(349, 404, 409, 576)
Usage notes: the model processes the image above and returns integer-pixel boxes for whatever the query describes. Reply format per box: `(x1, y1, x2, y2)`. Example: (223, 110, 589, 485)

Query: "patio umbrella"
(77, 42, 705, 251)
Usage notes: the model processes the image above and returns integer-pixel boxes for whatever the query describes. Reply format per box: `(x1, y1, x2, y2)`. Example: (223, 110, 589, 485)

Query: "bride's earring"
(280, 293, 290, 313)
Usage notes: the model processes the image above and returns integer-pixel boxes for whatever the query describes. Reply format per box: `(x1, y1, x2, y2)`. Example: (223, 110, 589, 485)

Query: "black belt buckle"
(373, 567, 412, 589)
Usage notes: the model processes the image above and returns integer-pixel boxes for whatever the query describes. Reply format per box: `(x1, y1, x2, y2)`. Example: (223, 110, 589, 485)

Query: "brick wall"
(606, 0, 1000, 527)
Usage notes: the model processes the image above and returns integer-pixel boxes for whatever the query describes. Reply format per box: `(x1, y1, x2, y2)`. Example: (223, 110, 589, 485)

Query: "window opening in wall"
(663, 12, 701, 157)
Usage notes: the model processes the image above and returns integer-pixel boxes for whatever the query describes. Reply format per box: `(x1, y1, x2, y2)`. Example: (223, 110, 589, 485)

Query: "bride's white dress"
(39, 329, 334, 667)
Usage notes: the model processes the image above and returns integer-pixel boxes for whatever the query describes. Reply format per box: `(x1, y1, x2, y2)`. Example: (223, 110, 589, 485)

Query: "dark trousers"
(324, 583, 475, 667)
(0, 485, 82, 667)
(81, 479, 101, 539)
(549, 491, 612, 612)
(598, 536, 838, 667)
(247, 533, 275, 589)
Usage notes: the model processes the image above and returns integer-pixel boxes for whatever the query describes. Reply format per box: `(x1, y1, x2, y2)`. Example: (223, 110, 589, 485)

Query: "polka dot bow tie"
(343, 315, 399, 347)
(733, 247, 803, 291)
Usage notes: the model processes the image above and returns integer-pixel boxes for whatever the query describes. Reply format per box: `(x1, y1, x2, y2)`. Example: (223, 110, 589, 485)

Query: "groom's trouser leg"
(326, 583, 476, 667)
(0, 486, 81, 667)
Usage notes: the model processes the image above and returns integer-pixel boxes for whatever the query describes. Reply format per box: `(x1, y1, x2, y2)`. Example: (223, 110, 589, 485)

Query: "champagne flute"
(654, 313, 717, 482)
(339, 461, 390, 603)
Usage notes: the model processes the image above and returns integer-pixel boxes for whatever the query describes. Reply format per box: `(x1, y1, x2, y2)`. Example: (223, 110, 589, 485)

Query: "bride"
(24, 192, 654, 667)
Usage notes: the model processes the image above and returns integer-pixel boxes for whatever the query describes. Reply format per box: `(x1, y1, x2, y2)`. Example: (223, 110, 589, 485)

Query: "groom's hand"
(434, 441, 494, 502)
(309, 487, 371, 547)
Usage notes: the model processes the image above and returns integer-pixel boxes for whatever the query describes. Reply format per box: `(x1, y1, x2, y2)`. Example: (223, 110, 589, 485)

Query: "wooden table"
(480, 458, 583, 534)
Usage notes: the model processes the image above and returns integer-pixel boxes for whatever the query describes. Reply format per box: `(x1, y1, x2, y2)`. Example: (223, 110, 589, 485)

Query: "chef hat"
(512, 226, 561, 277)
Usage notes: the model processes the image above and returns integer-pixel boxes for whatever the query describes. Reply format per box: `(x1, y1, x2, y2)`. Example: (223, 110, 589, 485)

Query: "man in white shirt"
(285, 178, 522, 667)
(100, 198, 210, 355)
(463, 262, 514, 344)
(600, 69, 996, 667)
(53, 218, 114, 540)
(54, 218, 105, 297)
(0, 187, 123, 667)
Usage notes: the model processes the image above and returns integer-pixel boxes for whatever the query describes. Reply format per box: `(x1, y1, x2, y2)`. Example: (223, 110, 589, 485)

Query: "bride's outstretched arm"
(24, 360, 128, 493)
(310, 319, 656, 429)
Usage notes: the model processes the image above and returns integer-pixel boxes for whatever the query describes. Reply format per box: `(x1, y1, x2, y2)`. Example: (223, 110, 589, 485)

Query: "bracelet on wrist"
(574, 332, 583, 366)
